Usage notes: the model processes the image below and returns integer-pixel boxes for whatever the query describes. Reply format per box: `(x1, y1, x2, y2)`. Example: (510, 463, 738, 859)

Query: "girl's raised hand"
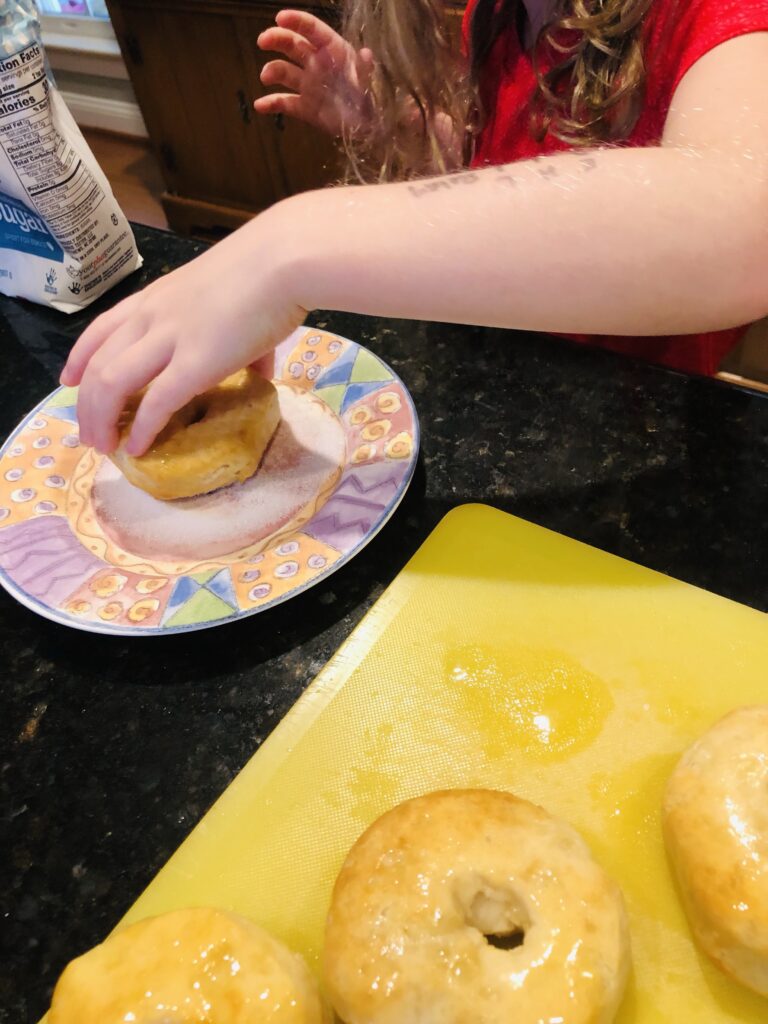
(60, 212, 306, 458)
(254, 9, 374, 138)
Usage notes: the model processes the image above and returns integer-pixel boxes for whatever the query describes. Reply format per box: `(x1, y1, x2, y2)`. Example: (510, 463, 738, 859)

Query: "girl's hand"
(254, 9, 374, 138)
(60, 210, 306, 457)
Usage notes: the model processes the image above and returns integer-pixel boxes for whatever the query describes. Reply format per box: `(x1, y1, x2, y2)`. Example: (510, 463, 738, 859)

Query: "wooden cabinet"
(106, 0, 465, 237)
(106, 0, 341, 236)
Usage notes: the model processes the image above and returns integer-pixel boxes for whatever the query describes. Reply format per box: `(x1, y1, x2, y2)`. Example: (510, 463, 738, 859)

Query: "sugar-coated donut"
(110, 369, 280, 500)
(49, 906, 330, 1024)
(324, 789, 630, 1024)
(663, 705, 768, 995)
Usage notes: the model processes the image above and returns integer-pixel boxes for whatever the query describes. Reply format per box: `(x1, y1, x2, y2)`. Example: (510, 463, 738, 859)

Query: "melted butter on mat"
(444, 644, 613, 761)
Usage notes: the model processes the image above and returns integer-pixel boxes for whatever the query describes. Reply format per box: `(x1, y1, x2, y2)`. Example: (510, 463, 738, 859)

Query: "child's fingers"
(358, 47, 375, 88)
(125, 361, 208, 457)
(251, 351, 275, 379)
(260, 59, 305, 94)
(257, 26, 315, 65)
(60, 295, 140, 386)
(253, 93, 306, 120)
(275, 9, 341, 51)
(76, 321, 145, 447)
(76, 324, 169, 452)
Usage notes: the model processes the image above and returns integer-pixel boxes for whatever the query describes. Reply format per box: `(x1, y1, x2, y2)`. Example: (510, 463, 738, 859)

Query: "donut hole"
(187, 404, 208, 426)
(484, 930, 525, 951)
(459, 881, 531, 952)
(154, 396, 225, 453)
(175, 397, 209, 430)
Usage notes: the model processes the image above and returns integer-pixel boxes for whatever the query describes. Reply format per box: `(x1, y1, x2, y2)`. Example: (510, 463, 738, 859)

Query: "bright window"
(38, 1, 109, 17)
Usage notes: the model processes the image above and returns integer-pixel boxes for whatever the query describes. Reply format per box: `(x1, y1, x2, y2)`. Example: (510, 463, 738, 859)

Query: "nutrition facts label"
(0, 27, 139, 309)
(0, 42, 107, 257)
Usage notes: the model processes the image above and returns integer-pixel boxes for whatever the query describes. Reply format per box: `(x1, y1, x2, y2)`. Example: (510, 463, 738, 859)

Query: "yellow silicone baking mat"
(103, 505, 768, 1020)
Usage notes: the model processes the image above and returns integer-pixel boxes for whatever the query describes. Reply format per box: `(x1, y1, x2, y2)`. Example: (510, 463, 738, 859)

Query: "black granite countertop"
(2, 224, 767, 1022)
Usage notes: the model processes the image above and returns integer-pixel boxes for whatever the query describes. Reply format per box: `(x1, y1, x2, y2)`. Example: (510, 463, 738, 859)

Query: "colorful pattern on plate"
(0, 329, 419, 635)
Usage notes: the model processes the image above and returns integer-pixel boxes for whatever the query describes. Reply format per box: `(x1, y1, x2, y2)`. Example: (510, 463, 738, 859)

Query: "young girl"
(63, 0, 768, 456)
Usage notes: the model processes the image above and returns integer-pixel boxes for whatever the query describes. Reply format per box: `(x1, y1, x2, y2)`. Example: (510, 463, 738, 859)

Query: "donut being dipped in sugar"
(49, 906, 331, 1024)
(110, 369, 280, 500)
(324, 789, 630, 1024)
(663, 705, 768, 996)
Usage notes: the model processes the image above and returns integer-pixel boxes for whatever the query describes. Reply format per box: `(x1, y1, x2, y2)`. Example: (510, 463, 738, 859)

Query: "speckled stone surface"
(2, 224, 767, 1022)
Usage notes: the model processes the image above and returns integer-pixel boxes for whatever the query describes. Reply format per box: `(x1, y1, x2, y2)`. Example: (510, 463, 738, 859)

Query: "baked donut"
(324, 789, 630, 1024)
(663, 705, 768, 995)
(49, 906, 330, 1023)
(110, 369, 280, 500)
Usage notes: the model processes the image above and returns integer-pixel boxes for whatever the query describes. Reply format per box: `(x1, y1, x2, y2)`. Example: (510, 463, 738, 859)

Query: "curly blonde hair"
(534, 0, 655, 143)
(342, 0, 655, 180)
(342, 0, 471, 180)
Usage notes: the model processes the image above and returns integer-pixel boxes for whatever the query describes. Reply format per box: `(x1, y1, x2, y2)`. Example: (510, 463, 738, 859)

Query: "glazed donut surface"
(663, 705, 768, 995)
(110, 369, 280, 500)
(48, 906, 330, 1024)
(324, 789, 630, 1024)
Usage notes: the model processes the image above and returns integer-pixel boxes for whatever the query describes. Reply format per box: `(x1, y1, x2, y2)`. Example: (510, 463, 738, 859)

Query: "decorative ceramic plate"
(0, 327, 419, 635)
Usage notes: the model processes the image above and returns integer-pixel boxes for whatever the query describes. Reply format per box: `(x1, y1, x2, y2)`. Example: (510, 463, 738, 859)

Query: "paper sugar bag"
(0, 1, 142, 312)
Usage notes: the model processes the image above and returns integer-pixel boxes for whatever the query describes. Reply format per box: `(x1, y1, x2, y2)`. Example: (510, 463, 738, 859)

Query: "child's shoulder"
(644, 0, 768, 92)
(646, 0, 768, 43)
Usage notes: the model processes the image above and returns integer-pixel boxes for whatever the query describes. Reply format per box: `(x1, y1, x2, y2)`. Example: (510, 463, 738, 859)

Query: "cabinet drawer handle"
(124, 32, 143, 66)
(237, 89, 251, 124)
(160, 142, 177, 173)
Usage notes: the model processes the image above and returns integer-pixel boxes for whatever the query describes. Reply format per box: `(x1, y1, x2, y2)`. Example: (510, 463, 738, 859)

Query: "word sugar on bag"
(0, 1, 142, 312)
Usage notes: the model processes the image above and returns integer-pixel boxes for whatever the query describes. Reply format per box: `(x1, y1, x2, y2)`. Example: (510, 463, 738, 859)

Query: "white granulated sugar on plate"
(92, 385, 346, 560)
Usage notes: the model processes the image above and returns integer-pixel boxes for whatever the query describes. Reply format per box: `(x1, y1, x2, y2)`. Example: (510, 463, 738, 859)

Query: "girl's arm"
(288, 33, 768, 336)
(65, 33, 768, 455)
